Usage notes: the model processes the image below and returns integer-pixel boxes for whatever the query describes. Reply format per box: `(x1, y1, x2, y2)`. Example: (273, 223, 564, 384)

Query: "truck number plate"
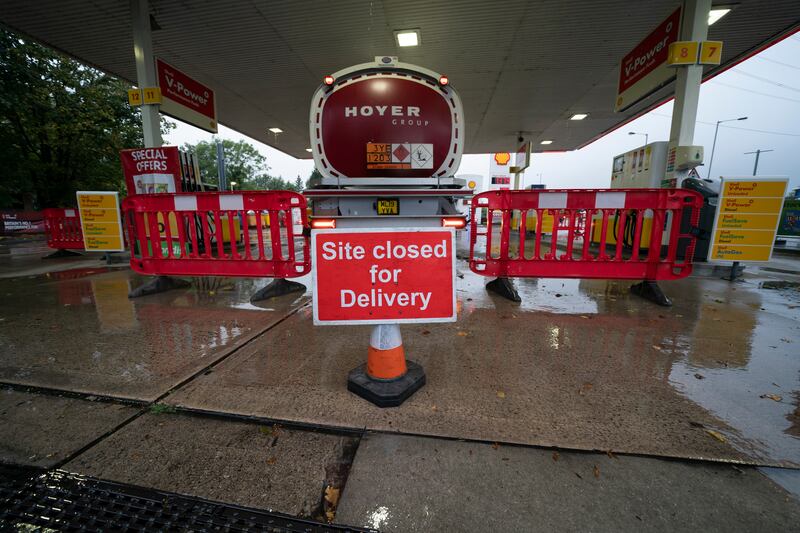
(376, 198, 399, 215)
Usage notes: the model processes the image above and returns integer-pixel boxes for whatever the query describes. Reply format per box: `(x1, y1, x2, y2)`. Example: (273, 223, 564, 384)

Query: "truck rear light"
(442, 217, 465, 229)
(323, 75, 335, 86)
(438, 75, 449, 86)
(311, 218, 336, 229)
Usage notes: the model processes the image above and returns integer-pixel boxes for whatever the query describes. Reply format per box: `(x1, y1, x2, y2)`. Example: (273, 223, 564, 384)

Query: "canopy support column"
(131, 0, 161, 148)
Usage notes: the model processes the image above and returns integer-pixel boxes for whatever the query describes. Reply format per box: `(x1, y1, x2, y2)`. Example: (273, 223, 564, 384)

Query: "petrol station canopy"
(1, 0, 798, 158)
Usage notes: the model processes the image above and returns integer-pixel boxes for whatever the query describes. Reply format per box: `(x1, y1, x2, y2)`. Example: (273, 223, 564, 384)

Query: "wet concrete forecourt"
(1, 234, 799, 531)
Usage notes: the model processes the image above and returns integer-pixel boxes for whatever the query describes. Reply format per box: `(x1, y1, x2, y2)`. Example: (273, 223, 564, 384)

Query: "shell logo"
(467, 180, 476, 189)
(494, 152, 511, 165)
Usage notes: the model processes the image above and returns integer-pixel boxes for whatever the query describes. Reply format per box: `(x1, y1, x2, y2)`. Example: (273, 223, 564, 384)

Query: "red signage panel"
(156, 58, 217, 133)
(618, 7, 681, 93)
(312, 228, 456, 325)
(615, 7, 681, 111)
(312, 73, 460, 179)
(119, 146, 182, 195)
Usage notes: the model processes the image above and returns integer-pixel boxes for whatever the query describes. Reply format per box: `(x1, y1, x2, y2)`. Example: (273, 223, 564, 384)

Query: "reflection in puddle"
(667, 283, 800, 465)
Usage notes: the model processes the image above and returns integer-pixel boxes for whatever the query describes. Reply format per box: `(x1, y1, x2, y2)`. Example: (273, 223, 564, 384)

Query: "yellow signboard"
(667, 41, 699, 66)
(127, 88, 143, 106)
(708, 177, 788, 263)
(143, 87, 162, 104)
(77, 191, 125, 252)
(699, 41, 723, 65)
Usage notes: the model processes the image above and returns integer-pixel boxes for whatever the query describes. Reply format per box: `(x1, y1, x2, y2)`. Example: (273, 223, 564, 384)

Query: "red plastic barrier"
(469, 188, 703, 280)
(122, 191, 310, 278)
(43, 208, 85, 250)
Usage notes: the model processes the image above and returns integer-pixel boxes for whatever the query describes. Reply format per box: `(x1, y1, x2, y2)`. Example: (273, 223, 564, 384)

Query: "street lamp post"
(707, 116, 747, 179)
(628, 131, 648, 146)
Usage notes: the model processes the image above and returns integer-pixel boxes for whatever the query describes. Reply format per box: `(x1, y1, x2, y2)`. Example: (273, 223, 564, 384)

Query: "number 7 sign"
(699, 41, 723, 65)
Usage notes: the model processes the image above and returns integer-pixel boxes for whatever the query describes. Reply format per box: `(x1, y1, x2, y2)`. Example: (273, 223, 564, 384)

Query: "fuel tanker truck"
(306, 56, 471, 407)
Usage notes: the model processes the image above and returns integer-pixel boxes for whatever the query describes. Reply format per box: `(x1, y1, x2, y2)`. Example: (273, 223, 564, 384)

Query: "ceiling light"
(268, 127, 283, 134)
(395, 29, 420, 47)
(569, 113, 588, 120)
(323, 75, 335, 85)
(540, 140, 553, 145)
(708, 8, 731, 25)
(305, 148, 312, 152)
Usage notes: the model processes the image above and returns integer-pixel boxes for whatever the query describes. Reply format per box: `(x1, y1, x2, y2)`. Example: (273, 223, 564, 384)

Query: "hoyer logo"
(344, 106, 429, 127)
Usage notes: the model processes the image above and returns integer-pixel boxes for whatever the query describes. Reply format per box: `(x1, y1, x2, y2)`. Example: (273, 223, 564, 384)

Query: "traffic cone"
(347, 324, 426, 407)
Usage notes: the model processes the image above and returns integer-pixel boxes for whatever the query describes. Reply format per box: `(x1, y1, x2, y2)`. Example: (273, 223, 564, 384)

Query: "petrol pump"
(592, 140, 712, 257)
(305, 57, 470, 407)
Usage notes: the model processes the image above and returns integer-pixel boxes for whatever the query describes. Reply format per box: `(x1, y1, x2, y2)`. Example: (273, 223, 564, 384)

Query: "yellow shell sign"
(494, 152, 511, 165)
(468, 180, 477, 189)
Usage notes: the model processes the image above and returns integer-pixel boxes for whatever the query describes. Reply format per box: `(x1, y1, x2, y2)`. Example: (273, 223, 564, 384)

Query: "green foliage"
(0, 28, 171, 208)
(183, 137, 304, 192)
(149, 403, 176, 415)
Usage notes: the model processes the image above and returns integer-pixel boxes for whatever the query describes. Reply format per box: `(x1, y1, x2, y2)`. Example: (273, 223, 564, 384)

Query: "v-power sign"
(312, 228, 456, 325)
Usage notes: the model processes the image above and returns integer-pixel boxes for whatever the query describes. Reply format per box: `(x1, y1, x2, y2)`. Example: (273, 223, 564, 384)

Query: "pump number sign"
(708, 177, 788, 262)
(312, 228, 456, 325)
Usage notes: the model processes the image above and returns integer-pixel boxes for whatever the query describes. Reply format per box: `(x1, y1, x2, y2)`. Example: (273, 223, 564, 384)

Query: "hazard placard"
(312, 228, 456, 325)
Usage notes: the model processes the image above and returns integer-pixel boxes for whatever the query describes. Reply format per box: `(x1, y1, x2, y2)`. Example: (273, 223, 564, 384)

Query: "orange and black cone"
(347, 324, 426, 407)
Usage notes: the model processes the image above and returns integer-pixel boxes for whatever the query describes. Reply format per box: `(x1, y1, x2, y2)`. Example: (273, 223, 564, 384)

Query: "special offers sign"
(312, 228, 456, 325)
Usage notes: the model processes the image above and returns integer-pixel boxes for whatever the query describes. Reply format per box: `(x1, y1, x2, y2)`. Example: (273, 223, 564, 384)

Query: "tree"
(0, 28, 170, 208)
(183, 138, 305, 192)
(307, 168, 323, 188)
(184, 138, 269, 188)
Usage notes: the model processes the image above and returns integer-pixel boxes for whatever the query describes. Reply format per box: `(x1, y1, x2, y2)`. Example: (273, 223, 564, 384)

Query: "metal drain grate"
(0, 464, 375, 532)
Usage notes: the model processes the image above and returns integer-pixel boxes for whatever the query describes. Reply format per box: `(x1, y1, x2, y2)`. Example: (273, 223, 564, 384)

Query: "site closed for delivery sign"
(312, 228, 456, 325)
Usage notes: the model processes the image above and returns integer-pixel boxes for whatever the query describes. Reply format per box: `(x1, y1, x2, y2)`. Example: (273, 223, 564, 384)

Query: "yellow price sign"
(699, 41, 723, 65)
(76, 191, 125, 252)
(667, 41, 699, 66)
(143, 87, 162, 104)
(127, 88, 142, 106)
(708, 177, 788, 264)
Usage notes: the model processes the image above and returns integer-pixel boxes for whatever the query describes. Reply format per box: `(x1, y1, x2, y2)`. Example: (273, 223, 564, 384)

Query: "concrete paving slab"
(0, 388, 137, 467)
(335, 433, 800, 532)
(0, 268, 307, 401)
(64, 412, 357, 519)
(167, 262, 800, 466)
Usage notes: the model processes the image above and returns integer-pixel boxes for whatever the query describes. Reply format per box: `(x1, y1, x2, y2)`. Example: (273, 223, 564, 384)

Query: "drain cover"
(0, 464, 375, 532)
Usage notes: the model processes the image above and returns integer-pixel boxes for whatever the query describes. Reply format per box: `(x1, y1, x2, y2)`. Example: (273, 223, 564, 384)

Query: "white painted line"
(538, 192, 567, 209)
(174, 195, 198, 211)
(219, 194, 244, 211)
(595, 192, 626, 209)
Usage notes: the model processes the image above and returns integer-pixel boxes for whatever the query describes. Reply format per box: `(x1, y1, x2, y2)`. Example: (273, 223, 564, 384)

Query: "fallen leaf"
(497, 391, 506, 399)
(457, 331, 468, 337)
(491, 442, 499, 450)
(593, 465, 600, 478)
(694, 373, 705, 380)
(431, 404, 438, 411)
(652, 345, 663, 351)
(606, 450, 617, 459)
(580, 315, 589, 319)
(259, 426, 272, 435)
(760, 394, 782, 402)
(552, 451, 560, 462)
(706, 430, 726, 443)
(324, 486, 340, 507)
(421, 330, 431, 335)
(325, 510, 335, 523)
(267, 456, 277, 465)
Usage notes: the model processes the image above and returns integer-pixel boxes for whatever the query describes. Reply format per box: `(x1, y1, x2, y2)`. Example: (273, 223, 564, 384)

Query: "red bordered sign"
(312, 228, 457, 325)
(309, 63, 463, 182)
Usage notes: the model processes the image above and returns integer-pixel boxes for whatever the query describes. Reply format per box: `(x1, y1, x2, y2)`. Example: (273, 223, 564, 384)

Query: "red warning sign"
(312, 228, 457, 325)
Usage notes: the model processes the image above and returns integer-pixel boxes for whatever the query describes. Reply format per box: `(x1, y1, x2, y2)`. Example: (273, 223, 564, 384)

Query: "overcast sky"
(165, 32, 800, 193)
